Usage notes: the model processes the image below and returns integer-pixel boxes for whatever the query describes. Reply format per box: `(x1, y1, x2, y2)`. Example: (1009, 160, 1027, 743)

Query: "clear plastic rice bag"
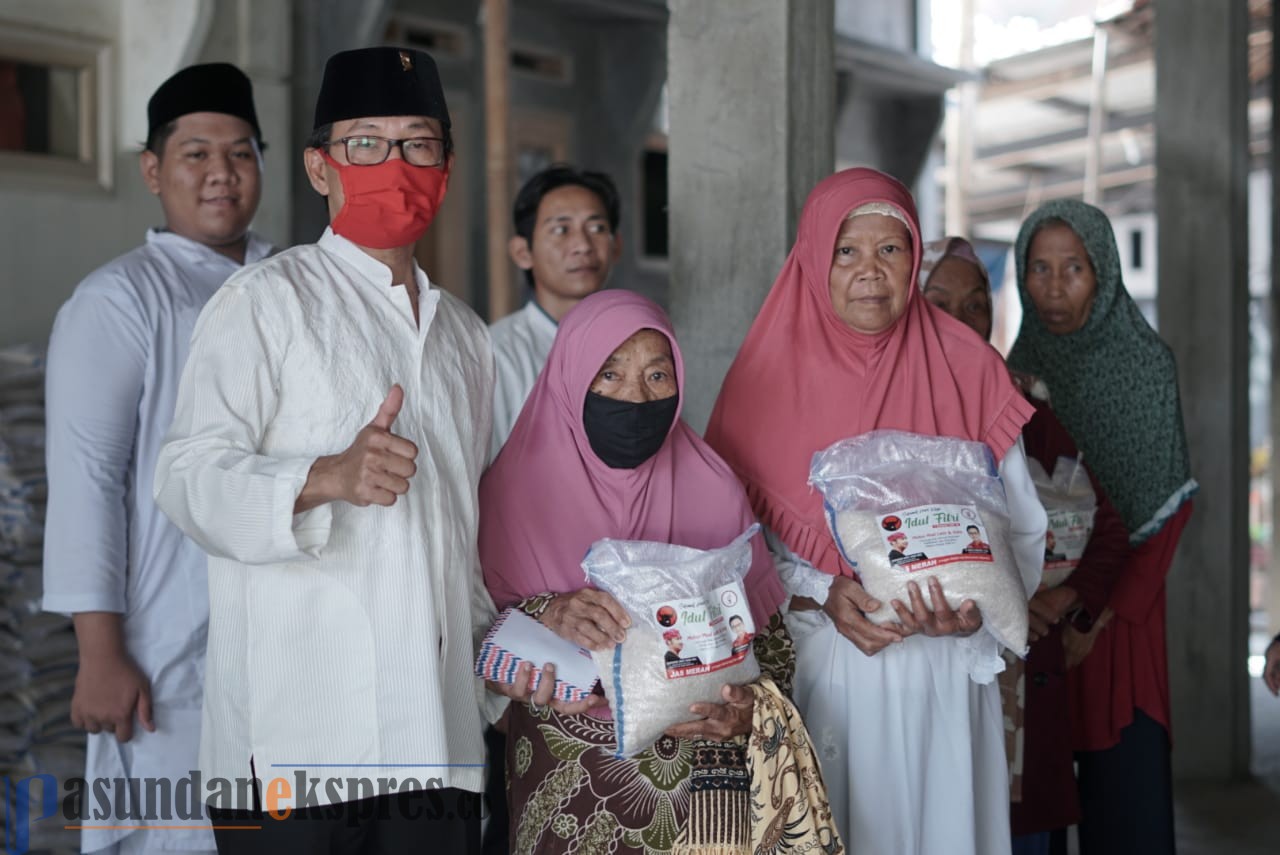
(809, 430, 1029, 653)
(1027, 456, 1097, 589)
(582, 525, 762, 758)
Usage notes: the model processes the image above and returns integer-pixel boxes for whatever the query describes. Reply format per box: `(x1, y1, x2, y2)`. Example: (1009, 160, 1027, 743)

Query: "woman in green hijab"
(1008, 199, 1196, 855)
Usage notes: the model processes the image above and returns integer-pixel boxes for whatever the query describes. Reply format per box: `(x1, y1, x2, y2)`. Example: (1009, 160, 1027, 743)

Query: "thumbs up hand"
(296, 385, 419, 512)
(369, 383, 404, 431)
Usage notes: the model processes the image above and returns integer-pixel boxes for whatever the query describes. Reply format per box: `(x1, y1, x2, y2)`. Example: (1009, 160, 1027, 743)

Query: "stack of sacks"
(0, 345, 82, 854)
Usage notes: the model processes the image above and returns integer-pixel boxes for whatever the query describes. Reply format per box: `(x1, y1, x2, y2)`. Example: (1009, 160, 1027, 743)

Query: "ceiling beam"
(980, 45, 1153, 102)
(967, 163, 1156, 217)
(976, 121, 1153, 175)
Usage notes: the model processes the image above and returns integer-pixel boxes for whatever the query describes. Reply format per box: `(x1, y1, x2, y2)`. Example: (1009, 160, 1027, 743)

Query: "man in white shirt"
(488, 165, 622, 459)
(153, 47, 494, 854)
(43, 63, 271, 855)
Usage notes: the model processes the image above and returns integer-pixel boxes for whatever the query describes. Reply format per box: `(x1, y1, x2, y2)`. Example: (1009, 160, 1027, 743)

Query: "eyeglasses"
(325, 135, 447, 167)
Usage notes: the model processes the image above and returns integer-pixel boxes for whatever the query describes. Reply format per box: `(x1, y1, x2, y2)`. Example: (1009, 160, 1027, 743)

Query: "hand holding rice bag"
(809, 430, 1030, 653)
(582, 525, 762, 758)
(1026, 455, 1097, 589)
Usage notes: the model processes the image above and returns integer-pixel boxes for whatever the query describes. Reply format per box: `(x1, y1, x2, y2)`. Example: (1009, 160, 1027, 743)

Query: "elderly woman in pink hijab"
(478, 291, 840, 854)
(706, 169, 1048, 855)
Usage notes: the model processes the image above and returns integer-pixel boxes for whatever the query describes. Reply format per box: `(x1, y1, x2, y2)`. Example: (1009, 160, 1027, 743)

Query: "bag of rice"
(809, 430, 1030, 653)
(1027, 455, 1097, 589)
(581, 525, 762, 758)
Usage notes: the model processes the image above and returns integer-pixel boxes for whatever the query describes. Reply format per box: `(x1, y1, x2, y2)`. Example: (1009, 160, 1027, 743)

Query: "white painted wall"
(0, 0, 291, 349)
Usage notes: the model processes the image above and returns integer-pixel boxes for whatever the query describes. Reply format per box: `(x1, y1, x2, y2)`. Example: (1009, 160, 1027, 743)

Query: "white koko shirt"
(154, 228, 496, 809)
(44, 228, 272, 853)
(488, 299, 558, 461)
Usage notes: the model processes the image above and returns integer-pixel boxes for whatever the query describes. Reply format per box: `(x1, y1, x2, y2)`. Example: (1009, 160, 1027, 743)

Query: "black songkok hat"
(147, 63, 261, 143)
(313, 47, 451, 131)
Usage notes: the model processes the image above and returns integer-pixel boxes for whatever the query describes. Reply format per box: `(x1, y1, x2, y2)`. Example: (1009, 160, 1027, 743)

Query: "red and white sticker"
(653, 581, 754, 679)
(877, 503, 994, 574)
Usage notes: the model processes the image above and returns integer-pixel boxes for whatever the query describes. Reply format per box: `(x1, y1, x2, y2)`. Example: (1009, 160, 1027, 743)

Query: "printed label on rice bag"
(1043, 508, 1092, 572)
(653, 581, 754, 679)
(878, 503, 994, 573)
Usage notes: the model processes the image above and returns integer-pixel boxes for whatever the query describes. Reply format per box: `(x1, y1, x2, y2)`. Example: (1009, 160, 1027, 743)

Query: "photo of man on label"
(963, 524, 991, 555)
(1043, 529, 1068, 562)
(887, 531, 928, 566)
(662, 628, 704, 673)
(729, 614, 753, 651)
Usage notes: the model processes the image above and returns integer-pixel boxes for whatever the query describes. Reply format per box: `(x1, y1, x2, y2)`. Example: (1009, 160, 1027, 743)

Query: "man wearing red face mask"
(153, 47, 496, 854)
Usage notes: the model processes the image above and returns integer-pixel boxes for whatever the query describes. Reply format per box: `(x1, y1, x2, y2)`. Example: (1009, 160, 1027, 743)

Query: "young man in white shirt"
(43, 63, 271, 855)
(153, 47, 494, 854)
(488, 165, 622, 459)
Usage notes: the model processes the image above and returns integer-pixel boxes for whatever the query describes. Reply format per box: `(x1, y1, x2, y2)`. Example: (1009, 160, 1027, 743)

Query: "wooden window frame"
(0, 21, 112, 191)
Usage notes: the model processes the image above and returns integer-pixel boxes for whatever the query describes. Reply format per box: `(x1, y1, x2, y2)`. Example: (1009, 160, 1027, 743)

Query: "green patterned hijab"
(1008, 199, 1195, 543)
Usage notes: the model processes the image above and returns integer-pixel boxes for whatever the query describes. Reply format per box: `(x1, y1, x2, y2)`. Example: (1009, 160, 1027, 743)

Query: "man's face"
(140, 112, 262, 254)
(1046, 530, 1056, 551)
(969, 528, 981, 543)
(512, 184, 620, 303)
(730, 617, 745, 634)
(665, 636, 683, 655)
(890, 534, 907, 550)
(303, 115, 451, 221)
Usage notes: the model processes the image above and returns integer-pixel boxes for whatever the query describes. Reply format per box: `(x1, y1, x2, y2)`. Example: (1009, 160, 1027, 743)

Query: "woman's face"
(828, 213, 914, 335)
(589, 329, 677, 403)
(923, 257, 993, 341)
(1025, 223, 1097, 336)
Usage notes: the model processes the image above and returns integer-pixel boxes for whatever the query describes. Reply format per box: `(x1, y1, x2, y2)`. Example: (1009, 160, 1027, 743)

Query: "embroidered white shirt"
(154, 228, 496, 808)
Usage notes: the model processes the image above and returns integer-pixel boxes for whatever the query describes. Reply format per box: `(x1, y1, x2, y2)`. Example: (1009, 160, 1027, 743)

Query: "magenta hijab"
(479, 290, 785, 627)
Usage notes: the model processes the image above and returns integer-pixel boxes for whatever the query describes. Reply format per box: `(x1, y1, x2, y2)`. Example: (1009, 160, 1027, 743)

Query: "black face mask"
(582, 391, 679, 469)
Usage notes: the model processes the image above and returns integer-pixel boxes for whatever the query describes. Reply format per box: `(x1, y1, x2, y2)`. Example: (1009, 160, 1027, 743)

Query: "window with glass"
(0, 24, 111, 189)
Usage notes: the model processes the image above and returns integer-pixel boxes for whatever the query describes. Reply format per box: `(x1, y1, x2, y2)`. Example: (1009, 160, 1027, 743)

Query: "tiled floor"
(1170, 676, 1280, 855)
(1058, 676, 1280, 855)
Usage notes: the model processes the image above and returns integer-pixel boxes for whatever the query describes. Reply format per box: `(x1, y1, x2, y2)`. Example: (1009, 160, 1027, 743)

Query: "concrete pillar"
(1155, 0, 1251, 780)
(666, 0, 834, 431)
(1269, 0, 1280, 646)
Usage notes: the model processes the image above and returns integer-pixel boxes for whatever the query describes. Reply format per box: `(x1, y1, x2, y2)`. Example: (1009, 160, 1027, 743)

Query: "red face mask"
(322, 152, 449, 249)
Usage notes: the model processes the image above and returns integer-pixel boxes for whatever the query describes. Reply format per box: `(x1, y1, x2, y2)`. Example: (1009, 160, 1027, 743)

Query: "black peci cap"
(147, 63, 261, 142)
(313, 47, 450, 131)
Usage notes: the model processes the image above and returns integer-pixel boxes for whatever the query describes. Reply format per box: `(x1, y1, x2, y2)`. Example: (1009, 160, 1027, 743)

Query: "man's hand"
(540, 590, 631, 651)
(823, 575, 908, 656)
(295, 385, 419, 512)
(70, 613, 154, 743)
(485, 661, 604, 715)
(665, 683, 755, 741)
(1028, 585, 1080, 643)
(1264, 636, 1280, 696)
(890, 577, 983, 638)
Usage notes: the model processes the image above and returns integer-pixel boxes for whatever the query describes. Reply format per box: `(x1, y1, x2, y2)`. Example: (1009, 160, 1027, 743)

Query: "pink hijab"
(479, 290, 785, 627)
(705, 168, 1034, 578)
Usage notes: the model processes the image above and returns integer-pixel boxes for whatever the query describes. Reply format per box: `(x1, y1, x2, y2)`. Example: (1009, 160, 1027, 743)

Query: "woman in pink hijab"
(479, 291, 830, 854)
(706, 168, 1048, 855)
